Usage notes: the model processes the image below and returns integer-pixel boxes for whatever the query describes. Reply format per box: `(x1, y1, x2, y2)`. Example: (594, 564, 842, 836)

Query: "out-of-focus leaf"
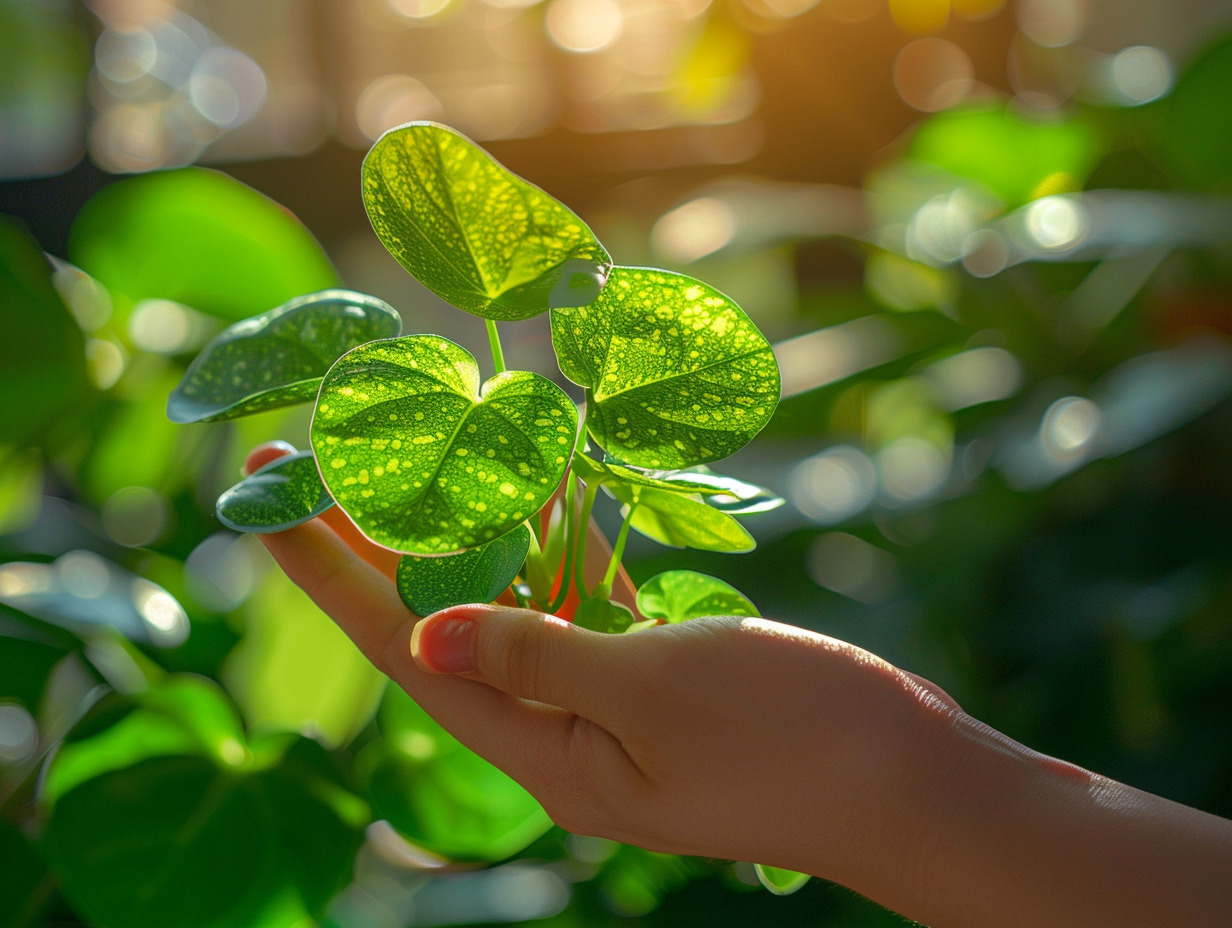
(367, 684, 550, 862)
(0, 447, 43, 533)
(69, 168, 340, 321)
(224, 568, 385, 749)
(84, 371, 185, 503)
(396, 524, 529, 616)
(1166, 33, 1232, 191)
(907, 104, 1101, 207)
(311, 336, 576, 554)
(44, 754, 278, 928)
(0, 821, 51, 928)
(363, 122, 610, 320)
(754, 864, 809, 895)
(0, 217, 91, 445)
(635, 570, 758, 624)
(607, 484, 755, 552)
(43, 675, 248, 805)
(573, 596, 635, 633)
(215, 450, 334, 533)
(166, 290, 401, 424)
(551, 267, 779, 469)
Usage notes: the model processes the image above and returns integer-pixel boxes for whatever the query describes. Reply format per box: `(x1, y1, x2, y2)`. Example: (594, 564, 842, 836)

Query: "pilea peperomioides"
(170, 120, 781, 638)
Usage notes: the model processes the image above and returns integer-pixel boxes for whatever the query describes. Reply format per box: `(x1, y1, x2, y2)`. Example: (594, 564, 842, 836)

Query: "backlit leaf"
(608, 484, 754, 552)
(215, 450, 334, 533)
(573, 596, 635, 633)
(551, 267, 779, 468)
(69, 168, 341, 321)
(363, 122, 610, 321)
(311, 335, 577, 554)
(368, 684, 551, 862)
(576, 454, 784, 514)
(397, 524, 530, 616)
(167, 289, 401, 424)
(754, 864, 810, 896)
(635, 570, 759, 624)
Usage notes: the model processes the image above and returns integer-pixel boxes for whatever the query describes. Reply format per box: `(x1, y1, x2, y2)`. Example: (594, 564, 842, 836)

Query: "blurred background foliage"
(4, 0, 1232, 925)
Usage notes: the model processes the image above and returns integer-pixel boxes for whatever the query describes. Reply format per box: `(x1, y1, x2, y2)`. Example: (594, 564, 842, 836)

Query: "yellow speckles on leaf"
(414, 412, 424, 420)
(331, 459, 347, 469)
(340, 386, 354, 396)
(475, 501, 487, 512)
(466, 423, 477, 433)
(456, 448, 468, 456)
(517, 462, 531, 476)
(499, 482, 517, 497)
(413, 435, 434, 444)
(358, 469, 370, 485)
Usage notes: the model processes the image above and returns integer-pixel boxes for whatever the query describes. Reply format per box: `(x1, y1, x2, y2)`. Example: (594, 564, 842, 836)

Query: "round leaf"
(69, 168, 341, 321)
(362, 122, 610, 321)
(573, 597, 635, 634)
(609, 484, 755, 552)
(551, 267, 779, 468)
(311, 336, 577, 554)
(754, 864, 810, 896)
(397, 524, 530, 616)
(44, 756, 277, 928)
(636, 570, 759, 624)
(167, 289, 401, 423)
(370, 686, 550, 861)
(215, 449, 334, 533)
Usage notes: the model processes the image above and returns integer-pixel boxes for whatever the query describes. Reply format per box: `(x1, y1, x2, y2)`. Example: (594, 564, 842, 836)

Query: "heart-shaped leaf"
(311, 336, 577, 554)
(635, 570, 759, 624)
(397, 524, 530, 616)
(754, 864, 810, 896)
(167, 289, 401, 423)
(368, 685, 551, 861)
(551, 267, 780, 468)
(573, 596, 635, 634)
(608, 484, 754, 552)
(363, 122, 610, 321)
(215, 449, 334, 533)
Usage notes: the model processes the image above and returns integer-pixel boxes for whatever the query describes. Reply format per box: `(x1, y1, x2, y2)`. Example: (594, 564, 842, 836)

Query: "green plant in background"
(173, 122, 782, 637)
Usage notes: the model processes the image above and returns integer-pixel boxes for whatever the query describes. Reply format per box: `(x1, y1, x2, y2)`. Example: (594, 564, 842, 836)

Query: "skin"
(247, 442, 1232, 928)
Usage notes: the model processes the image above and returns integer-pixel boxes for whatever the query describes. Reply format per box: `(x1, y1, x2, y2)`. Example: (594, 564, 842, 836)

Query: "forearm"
(881, 710, 1232, 928)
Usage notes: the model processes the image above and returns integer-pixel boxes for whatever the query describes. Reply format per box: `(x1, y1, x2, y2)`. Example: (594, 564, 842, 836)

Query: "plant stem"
(603, 504, 636, 591)
(546, 473, 578, 614)
(573, 481, 599, 600)
(486, 319, 506, 375)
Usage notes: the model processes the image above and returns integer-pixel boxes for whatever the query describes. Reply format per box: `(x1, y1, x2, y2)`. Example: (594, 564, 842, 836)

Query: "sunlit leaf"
(362, 122, 610, 321)
(367, 685, 551, 862)
(0, 216, 91, 446)
(397, 524, 529, 616)
(635, 570, 758, 623)
(223, 568, 385, 749)
(1166, 33, 1232, 191)
(69, 168, 341, 321)
(215, 450, 334, 533)
(573, 596, 635, 633)
(608, 484, 754, 552)
(551, 267, 779, 468)
(167, 290, 401, 424)
(43, 675, 248, 805)
(754, 864, 810, 896)
(311, 335, 577, 554)
(907, 104, 1101, 207)
(575, 455, 784, 514)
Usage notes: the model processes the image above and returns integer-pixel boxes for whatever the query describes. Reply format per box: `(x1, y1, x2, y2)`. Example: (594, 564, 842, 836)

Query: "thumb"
(410, 604, 631, 720)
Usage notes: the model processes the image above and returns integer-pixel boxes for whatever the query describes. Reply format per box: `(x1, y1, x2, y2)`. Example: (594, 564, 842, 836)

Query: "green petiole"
(486, 318, 506, 375)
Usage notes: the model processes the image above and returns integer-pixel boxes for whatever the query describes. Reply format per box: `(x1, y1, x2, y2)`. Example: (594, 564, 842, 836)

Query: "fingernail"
(411, 615, 476, 673)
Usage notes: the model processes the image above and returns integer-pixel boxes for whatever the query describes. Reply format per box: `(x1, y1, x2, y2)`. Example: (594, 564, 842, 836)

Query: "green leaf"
(551, 267, 779, 468)
(167, 289, 401, 423)
(362, 122, 610, 321)
(367, 685, 551, 862)
(576, 454, 783, 514)
(215, 450, 334, 533)
(311, 335, 577, 554)
(0, 820, 51, 928)
(608, 484, 755, 552)
(69, 168, 341, 321)
(223, 567, 386, 749)
(635, 570, 759, 623)
(906, 104, 1101, 207)
(0, 216, 92, 446)
(754, 864, 810, 896)
(573, 596, 635, 634)
(1166, 33, 1232, 191)
(397, 524, 529, 616)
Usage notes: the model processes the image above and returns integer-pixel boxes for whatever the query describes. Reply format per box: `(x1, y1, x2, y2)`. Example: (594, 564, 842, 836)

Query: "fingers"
(411, 603, 639, 724)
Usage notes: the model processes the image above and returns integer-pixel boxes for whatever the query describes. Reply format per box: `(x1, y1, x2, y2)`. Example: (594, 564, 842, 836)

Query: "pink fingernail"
(411, 616, 476, 673)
